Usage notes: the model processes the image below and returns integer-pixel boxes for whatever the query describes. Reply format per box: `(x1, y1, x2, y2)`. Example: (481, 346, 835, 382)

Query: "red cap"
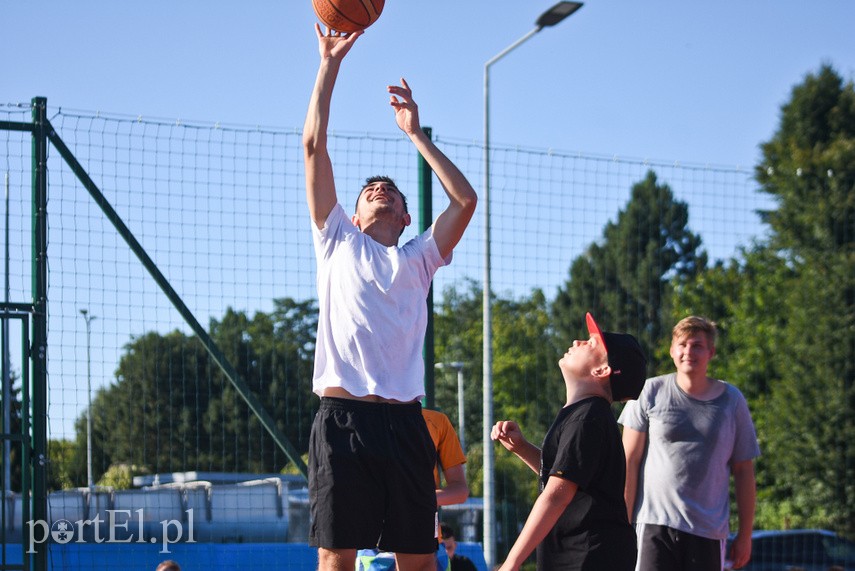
(585, 312, 648, 402)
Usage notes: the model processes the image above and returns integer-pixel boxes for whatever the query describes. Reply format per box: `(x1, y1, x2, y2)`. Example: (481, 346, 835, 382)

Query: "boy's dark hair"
(356, 175, 408, 214)
(440, 522, 455, 539)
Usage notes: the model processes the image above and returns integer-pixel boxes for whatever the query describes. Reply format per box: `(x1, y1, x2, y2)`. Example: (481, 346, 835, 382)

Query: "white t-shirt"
(311, 203, 448, 401)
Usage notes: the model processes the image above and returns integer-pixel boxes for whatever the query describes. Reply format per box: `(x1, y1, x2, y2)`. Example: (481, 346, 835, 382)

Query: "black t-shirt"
(449, 554, 477, 571)
(536, 396, 637, 571)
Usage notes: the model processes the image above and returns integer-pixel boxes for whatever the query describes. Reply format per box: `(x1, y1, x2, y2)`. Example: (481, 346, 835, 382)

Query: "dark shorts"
(308, 397, 438, 554)
(637, 523, 725, 571)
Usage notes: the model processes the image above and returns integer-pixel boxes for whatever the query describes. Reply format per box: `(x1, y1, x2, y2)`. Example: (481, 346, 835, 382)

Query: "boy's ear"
(591, 364, 611, 379)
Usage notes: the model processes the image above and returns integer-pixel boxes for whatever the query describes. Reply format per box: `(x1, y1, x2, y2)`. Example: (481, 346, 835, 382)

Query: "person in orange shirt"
(422, 408, 468, 507)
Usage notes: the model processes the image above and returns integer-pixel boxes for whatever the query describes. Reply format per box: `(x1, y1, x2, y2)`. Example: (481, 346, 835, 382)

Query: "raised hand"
(314, 23, 362, 61)
(388, 78, 421, 136)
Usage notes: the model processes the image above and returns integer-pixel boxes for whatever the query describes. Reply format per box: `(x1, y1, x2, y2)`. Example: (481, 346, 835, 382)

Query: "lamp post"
(482, 3, 583, 567)
(3, 173, 10, 501)
(79, 309, 96, 491)
(434, 362, 466, 451)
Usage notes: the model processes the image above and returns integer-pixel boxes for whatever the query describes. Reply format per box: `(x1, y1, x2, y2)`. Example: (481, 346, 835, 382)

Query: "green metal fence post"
(419, 127, 435, 410)
(31, 96, 49, 571)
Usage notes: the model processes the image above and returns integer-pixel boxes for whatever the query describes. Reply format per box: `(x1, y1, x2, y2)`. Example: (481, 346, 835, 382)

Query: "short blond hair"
(672, 316, 717, 348)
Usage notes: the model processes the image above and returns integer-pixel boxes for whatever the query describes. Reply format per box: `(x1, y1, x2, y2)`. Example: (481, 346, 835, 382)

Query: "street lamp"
(79, 309, 96, 491)
(434, 362, 466, 451)
(482, 3, 583, 567)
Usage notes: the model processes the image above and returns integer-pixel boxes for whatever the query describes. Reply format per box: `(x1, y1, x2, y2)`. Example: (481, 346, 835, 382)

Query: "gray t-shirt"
(618, 373, 760, 539)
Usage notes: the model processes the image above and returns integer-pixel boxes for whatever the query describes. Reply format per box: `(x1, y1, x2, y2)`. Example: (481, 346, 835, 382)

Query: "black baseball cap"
(585, 313, 648, 402)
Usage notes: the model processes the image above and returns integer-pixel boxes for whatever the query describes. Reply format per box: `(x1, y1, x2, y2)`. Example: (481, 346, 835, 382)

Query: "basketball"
(312, 0, 385, 33)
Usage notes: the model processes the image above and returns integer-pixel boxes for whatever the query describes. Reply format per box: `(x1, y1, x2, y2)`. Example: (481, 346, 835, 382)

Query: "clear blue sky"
(5, 0, 855, 168)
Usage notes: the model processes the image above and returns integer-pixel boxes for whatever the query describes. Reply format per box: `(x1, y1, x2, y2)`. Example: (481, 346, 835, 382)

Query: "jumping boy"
(303, 25, 477, 571)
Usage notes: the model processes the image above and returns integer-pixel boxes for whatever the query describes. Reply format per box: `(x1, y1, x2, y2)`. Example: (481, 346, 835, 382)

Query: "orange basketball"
(312, 0, 384, 33)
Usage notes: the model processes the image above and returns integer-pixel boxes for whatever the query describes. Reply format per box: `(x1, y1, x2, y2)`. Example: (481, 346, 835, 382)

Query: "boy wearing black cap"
(491, 313, 646, 571)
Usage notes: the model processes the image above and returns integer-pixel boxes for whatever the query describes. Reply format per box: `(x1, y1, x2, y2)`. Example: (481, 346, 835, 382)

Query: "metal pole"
(456, 366, 466, 452)
(79, 309, 95, 491)
(4, 172, 10, 496)
(483, 54, 495, 571)
(483, 28, 539, 569)
(419, 127, 436, 410)
(32, 94, 49, 571)
(482, 5, 581, 563)
(434, 361, 465, 451)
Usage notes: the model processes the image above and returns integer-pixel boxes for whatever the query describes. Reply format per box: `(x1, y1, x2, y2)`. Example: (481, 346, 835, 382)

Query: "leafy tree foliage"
(751, 65, 854, 535)
(46, 439, 77, 491)
(434, 280, 562, 467)
(433, 278, 484, 455)
(757, 66, 855, 535)
(552, 170, 707, 373)
(674, 65, 855, 535)
(434, 279, 562, 557)
(206, 299, 317, 473)
(757, 65, 855, 255)
(70, 298, 317, 483)
(84, 329, 213, 480)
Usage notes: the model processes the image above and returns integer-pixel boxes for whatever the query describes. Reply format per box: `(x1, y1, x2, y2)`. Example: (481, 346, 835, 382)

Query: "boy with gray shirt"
(619, 316, 759, 571)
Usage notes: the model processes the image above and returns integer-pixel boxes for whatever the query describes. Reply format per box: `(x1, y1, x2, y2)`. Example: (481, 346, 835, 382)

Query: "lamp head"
(535, 1, 583, 29)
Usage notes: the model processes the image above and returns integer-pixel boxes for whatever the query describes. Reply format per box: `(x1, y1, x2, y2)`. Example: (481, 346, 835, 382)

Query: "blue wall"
(4, 541, 488, 571)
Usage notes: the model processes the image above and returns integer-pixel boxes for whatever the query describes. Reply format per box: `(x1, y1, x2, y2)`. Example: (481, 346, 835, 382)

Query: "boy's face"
(352, 181, 409, 230)
(559, 335, 608, 379)
(443, 535, 457, 558)
(670, 332, 715, 376)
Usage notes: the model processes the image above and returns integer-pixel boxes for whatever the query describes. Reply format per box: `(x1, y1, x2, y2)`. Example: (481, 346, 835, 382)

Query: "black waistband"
(319, 396, 423, 416)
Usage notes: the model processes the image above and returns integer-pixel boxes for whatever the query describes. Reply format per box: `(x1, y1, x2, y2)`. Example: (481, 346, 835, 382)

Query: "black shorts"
(308, 397, 438, 554)
(637, 523, 725, 571)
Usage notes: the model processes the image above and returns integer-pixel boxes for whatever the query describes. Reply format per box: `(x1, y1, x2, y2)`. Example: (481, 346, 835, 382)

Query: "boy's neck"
(564, 380, 610, 407)
(360, 221, 400, 247)
(676, 371, 722, 400)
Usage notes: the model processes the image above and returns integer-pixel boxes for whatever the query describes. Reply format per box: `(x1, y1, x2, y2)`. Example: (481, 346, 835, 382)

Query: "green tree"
(47, 439, 77, 491)
(77, 297, 317, 480)
(757, 65, 855, 255)
(434, 280, 561, 558)
(433, 278, 484, 458)
(434, 280, 562, 465)
(673, 65, 855, 535)
(753, 64, 855, 535)
(87, 330, 213, 479)
(206, 298, 317, 473)
(552, 170, 707, 373)
(97, 463, 149, 490)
